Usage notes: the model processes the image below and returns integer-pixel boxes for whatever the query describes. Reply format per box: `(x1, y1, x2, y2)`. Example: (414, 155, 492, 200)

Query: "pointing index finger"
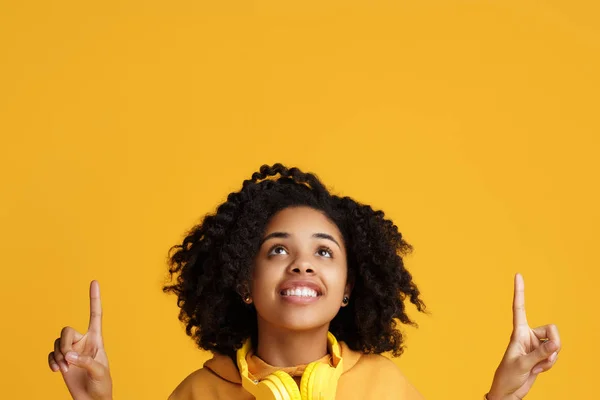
(512, 273, 528, 330)
(88, 280, 103, 334)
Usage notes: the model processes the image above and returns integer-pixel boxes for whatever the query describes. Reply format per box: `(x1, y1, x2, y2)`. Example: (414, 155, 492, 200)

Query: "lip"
(278, 279, 324, 297)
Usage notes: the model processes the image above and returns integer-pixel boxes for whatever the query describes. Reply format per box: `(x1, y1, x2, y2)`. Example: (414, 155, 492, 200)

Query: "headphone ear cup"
(270, 370, 301, 400)
(300, 361, 320, 400)
(322, 363, 339, 399)
(258, 377, 286, 400)
(309, 362, 332, 400)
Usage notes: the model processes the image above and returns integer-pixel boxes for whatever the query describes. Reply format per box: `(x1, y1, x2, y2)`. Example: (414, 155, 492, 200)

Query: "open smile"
(280, 287, 320, 298)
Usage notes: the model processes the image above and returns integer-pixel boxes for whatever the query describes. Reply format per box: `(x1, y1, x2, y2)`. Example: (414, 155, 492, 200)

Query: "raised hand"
(48, 280, 113, 400)
(486, 273, 561, 400)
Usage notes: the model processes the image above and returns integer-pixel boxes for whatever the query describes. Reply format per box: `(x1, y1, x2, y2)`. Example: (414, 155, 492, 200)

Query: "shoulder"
(343, 353, 425, 399)
(339, 342, 408, 379)
(167, 353, 249, 400)
(168, 368, 217, 400)
(355, 353, 409, 377)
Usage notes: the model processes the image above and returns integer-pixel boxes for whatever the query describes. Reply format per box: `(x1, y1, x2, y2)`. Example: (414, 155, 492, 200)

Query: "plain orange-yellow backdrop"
(1, 1, 598, 399)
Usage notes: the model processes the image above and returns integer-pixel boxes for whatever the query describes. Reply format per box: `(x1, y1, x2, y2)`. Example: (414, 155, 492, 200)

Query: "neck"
(255, 321, 330, 367)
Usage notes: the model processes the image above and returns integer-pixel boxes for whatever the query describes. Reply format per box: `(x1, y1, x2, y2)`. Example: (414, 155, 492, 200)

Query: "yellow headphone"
(236, 331, 344, 400)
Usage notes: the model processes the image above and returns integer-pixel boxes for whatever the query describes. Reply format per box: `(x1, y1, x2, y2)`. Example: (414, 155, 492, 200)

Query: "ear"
(236, 281, 252, 297)
(341, 280, 354, 307)
(344, 274, 354, 297)
(344, 282, 353, 298)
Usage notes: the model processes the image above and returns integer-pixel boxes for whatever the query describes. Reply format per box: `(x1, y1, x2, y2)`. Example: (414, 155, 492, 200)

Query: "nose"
(288, 258, 315, 275)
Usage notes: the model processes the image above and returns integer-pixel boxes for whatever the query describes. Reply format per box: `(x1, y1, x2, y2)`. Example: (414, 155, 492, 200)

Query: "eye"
(268, 245, 288, 256)
(316, 247, 333, 258)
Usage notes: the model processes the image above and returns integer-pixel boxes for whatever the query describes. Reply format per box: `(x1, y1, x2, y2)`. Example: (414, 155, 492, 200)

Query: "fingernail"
(549, 351, 557, 363)
(51, 363, 59, 372)
(532, 367, 543, 374)
(65, 352, 78, 362)
(60, 362, 69, 373)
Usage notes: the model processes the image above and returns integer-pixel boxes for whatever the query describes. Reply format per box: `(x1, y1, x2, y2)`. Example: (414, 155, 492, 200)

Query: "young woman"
(48, 163, 561, 400)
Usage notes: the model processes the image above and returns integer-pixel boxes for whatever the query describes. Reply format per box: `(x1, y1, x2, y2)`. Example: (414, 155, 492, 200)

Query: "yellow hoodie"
(168, 341, 424, 400)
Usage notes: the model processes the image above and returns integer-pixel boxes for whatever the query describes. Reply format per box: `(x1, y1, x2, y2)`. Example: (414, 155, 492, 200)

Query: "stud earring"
(342, 296, 349, 305)
(243, 294, 253, 304)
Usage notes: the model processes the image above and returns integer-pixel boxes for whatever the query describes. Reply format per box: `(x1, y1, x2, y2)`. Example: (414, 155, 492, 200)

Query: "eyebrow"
(259, 231, 342, 250)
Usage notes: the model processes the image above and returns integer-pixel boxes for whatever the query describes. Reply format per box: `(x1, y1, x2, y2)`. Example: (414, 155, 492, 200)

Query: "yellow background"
(1, 1, 598, 399)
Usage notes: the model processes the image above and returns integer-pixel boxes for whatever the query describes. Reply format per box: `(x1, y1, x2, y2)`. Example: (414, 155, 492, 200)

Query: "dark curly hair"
(163, 163, 427, 358)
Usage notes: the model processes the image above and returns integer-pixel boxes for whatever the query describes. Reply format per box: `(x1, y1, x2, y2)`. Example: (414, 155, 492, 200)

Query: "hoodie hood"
(204, 341, 363, 384)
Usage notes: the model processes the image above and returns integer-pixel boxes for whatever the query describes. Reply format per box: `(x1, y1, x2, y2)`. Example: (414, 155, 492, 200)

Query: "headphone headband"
(237, 332, 344, 400)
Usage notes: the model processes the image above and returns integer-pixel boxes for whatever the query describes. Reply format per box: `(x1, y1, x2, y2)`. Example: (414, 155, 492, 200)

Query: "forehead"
(265, 206, 340, 235)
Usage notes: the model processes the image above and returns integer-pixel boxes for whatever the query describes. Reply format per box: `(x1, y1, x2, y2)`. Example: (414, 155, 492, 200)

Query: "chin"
(279, 322, 327, 332)
(271, 313, 335, 333)
(256, 303, 339, 333)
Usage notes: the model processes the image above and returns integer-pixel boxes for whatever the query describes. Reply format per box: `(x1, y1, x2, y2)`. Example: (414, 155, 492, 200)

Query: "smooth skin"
(250, 207, 352, 367)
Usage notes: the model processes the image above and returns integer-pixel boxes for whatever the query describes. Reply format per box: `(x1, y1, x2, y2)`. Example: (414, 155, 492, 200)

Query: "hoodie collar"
(204, 341, 363, 384)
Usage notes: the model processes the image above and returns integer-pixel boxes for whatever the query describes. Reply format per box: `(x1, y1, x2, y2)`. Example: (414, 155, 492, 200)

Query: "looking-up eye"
(316, 247, 333, 258)
(268, 245, 288, 256)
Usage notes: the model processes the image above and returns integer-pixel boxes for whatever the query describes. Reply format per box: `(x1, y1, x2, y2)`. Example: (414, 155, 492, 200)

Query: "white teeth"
(282, 287, 318, 297)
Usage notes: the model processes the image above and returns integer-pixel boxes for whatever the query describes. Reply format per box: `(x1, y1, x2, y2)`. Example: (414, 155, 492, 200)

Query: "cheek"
(250, 267, 281, 319)
(324, 265, 348, 297)
(251, 263, 278, 294)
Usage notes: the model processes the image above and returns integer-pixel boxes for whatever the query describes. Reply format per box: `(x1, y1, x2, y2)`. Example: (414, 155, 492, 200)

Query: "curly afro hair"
(163, 163, 427, 358)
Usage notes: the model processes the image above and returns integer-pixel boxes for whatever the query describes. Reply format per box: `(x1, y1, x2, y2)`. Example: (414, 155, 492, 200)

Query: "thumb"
(522, 340, 559, 371)
(65, 352, 108, 381)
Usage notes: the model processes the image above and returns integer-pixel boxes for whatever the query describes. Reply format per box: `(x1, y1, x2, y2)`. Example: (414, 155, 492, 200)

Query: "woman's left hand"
(486, 273, 561, 400)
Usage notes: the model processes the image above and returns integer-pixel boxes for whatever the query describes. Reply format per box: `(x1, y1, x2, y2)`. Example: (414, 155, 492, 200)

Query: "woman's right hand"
(48, 280, 113, 400)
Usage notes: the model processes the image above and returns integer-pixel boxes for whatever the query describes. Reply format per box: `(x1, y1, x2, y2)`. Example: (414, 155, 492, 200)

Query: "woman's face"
(250, 206, 350, 333)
